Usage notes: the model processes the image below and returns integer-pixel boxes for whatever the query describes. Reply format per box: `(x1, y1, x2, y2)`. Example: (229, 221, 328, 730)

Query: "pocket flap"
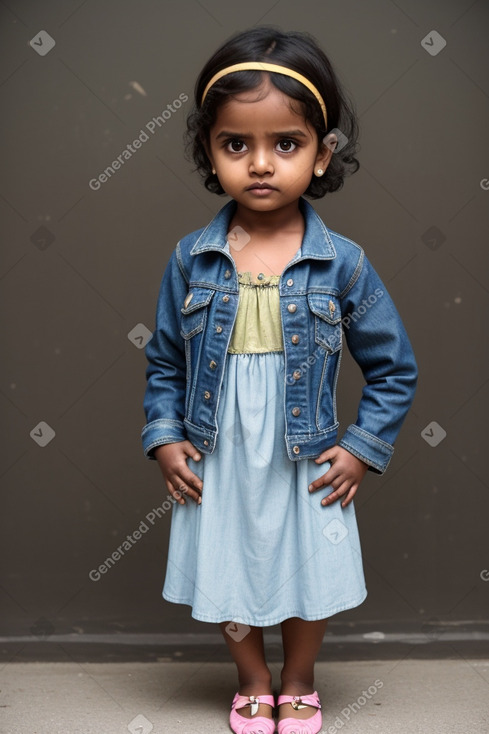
(307, 294, 341, 325)
(181, 287, 215, 315)
(180, 287, 215, 340)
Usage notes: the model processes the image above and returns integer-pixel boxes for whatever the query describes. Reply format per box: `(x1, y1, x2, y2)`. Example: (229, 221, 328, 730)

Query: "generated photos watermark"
(323, 127, 348, 153)
(89, 490, 183, 581)
(324, 679, 384, 733)
(225, 621, 252, 642)
(89, 92, 189, 191)
(127, 713, 153, 734)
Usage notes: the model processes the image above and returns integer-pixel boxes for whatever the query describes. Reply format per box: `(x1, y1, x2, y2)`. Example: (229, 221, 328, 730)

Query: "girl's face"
(205, 79, 333, 215)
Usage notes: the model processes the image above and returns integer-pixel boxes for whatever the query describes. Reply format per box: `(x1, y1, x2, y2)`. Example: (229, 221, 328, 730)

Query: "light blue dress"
(162, 270, 367, 626)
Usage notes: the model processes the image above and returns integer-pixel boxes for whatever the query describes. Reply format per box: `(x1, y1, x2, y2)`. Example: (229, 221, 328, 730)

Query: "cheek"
(288, 159, 315, 182)
(216, 157, 243, 176)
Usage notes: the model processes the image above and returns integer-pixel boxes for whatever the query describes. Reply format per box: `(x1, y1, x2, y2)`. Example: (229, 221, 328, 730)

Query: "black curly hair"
(184, 26, 360, 199)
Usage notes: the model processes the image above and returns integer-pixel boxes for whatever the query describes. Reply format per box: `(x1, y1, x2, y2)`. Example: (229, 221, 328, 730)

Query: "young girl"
(141, 27, 417, 734)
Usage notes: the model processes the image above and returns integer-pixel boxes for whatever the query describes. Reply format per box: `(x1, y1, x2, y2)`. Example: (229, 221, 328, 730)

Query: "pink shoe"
(276, 691, 322, 734)
(229, 692, 276, 734)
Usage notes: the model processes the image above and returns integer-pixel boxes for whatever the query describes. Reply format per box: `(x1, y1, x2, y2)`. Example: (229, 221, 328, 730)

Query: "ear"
(315, 131, 338, 173)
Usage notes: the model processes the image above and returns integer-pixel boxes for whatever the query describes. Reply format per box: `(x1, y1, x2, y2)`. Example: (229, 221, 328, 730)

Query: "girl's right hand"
(153, 441, 203, 505)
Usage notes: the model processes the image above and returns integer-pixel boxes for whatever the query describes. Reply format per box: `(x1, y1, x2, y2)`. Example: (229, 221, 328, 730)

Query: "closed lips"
(246, 183, 277, 190)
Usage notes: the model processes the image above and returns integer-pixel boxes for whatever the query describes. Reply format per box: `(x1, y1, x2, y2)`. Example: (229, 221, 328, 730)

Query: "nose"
(249, 146, 274, 176)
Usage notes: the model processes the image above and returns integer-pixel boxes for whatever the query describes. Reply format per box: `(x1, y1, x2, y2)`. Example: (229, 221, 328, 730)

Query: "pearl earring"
(316, 168, 324, 176)
(212, 168, 216, 175)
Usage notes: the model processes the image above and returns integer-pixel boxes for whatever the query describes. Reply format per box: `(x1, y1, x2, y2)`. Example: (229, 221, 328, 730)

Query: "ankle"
(280, 676, 315, 696)
(239, 674, 273, 696)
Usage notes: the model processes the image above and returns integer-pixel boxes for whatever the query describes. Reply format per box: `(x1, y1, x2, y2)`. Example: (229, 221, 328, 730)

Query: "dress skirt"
(162, 272, 367, 626)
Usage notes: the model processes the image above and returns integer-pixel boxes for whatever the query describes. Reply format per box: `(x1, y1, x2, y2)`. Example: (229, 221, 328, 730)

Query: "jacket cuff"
(338, 424, 394, 475)
(141, 419, 187, 460)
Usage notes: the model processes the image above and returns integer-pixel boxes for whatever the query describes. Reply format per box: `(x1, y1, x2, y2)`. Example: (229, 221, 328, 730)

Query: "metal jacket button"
(287, 304, 297, 313)
(292, 370, 301, 380)
(222, 295, 230, 302)
(204, 390, 211, 399)
(183, 292, 193, 309)
(216, 325, 223, 333)
(291, 334, 299, 344)
(204, 439, 209, 446)
(287, 278, 294, 286)
(293, 445, 300, 454)
(224, 269, 231, 278)
(292, 407, 301, 416)
(209, 360, 217, 370)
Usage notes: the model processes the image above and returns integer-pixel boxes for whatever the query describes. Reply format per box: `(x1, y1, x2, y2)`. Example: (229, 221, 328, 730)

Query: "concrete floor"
(1, 659, 488, 734)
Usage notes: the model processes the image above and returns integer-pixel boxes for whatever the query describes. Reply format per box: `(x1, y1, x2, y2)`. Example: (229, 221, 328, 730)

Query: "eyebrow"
(214, 129, 309, 140)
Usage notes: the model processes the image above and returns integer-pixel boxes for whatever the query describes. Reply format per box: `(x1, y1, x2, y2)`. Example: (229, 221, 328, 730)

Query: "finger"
(318, 463, 338, 486)
(321, 489, 341, 506)
(166, 478, 186, 505)
(175, 473, 202, 504)
(314, 448, 337, 464)
(182, 467, 203, 494)
(314, 452, 330, 464)
(185, 442, 202, 462)
(177, 482, 201, 504)
(341, 485, 358, 508)
(321, 480, 350, 506)
(308, 465, 339, 492)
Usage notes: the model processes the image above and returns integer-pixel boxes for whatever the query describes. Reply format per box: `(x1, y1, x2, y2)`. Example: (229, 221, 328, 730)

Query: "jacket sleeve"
(337, 250, 418, 474)
(141, 243, 189, 459)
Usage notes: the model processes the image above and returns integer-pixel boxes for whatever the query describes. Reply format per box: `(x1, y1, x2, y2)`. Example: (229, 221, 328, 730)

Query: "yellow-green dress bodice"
(227, 271, 283, 354)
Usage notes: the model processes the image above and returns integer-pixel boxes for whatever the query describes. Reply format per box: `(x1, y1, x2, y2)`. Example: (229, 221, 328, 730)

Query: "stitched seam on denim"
(176, 240, 189, 285)
(330, 230, 362, 259)
(184, 417, 215, 437)
(145, 437, 184, 452)
(189, 279, 235, 295)
(332, 348, 342, 424)
(339, 247, 364, 299)
(287, 423, 339, 440)
(186, 336, 197, 416)
(180, 322, 204, 339)
(348, 424, 393, 451)
(312, 206, 336, 258)
(184, 338, 191, 414)
(315, 351, 328, 430)
(181, 290, 214, 314)
(141, 418, 184, 436)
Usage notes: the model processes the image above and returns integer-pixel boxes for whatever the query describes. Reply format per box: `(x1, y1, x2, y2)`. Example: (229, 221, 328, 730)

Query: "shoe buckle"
(249, 695, 260, 715)
(291, 696, 308, 710)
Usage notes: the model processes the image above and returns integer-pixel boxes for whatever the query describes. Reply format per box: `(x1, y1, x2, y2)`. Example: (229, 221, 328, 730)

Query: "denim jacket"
(141, 197, 417, 474)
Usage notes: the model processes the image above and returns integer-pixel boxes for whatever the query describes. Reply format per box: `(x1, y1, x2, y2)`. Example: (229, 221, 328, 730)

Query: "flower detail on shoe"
(277, 691, 322, 734)
(249, 695, 259, 716)
(291, 696, 310, 710)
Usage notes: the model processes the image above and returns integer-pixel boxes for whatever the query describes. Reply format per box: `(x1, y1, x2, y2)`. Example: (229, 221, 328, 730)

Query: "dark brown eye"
(277, 139, 297, 152)
(228, 139, 246, 152)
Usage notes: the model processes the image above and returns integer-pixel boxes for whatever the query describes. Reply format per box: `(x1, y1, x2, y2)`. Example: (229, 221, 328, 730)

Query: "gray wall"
(1, 0, 488, 640)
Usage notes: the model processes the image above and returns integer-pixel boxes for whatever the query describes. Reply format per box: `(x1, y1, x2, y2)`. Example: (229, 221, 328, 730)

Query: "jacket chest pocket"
(180, 287, 215, 340)
(307, 294, 342, 353)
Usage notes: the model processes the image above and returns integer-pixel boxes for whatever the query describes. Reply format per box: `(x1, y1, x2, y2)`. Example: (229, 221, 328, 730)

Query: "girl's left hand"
(308, 445, 368, 508)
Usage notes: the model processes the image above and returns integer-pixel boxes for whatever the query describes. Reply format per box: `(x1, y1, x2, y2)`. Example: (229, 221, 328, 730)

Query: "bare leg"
(278, 617, 328, 722)
(220, 622, 273, 720)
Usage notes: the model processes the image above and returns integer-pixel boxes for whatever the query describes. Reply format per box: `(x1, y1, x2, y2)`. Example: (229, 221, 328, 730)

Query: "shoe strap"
(232, 693, 275, 710)
(277, 691, 321, 710)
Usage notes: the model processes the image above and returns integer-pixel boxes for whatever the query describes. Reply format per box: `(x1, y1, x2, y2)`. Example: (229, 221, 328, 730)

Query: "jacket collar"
(189, 197, 336, 260)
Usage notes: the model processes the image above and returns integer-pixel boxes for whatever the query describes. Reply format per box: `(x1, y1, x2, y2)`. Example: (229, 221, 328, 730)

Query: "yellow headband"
(200, 61, 328, 129)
